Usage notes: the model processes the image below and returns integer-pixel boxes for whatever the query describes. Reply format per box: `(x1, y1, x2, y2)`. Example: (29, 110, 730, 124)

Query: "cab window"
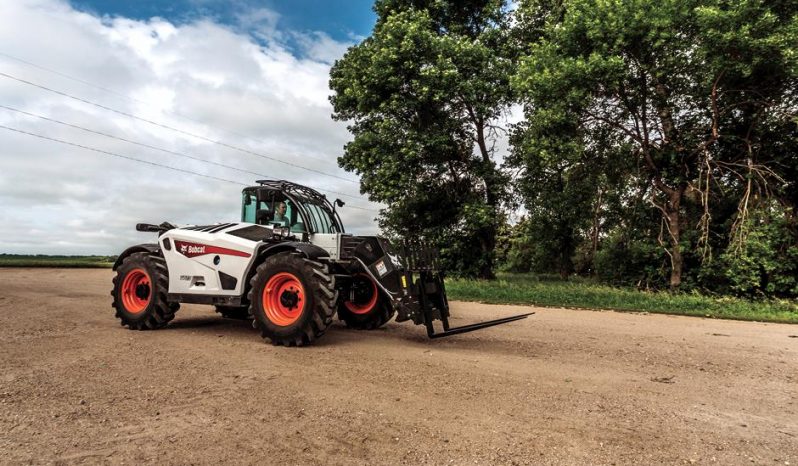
(242, 193, 257, 223)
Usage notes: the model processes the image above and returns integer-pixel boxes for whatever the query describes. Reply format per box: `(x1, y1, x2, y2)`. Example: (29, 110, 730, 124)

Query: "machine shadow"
(166, 315, 254, 335)
(160, 313, 540, 357)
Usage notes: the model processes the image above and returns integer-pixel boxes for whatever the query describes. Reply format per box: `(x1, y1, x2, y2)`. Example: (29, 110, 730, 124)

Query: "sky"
(0, 0, 381, 255)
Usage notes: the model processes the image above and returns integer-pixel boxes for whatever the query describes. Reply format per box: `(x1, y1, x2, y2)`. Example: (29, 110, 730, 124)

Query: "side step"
(424, 312, 534, 339)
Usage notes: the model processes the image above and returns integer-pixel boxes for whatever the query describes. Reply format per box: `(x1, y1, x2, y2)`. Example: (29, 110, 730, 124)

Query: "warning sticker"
(375, 260, 388, 277)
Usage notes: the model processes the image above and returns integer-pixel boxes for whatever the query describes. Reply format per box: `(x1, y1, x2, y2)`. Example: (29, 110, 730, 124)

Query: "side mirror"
(332, 198, 345, 218)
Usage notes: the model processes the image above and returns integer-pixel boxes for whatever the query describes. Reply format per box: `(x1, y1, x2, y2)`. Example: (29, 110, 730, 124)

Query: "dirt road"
(1, 268, 796, 465)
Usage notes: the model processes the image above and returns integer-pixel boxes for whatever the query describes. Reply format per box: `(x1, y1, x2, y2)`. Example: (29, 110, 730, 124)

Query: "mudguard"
(112, 243, 160, 270)
(254, 241, 330, 261)
(242, 240, 330, 288)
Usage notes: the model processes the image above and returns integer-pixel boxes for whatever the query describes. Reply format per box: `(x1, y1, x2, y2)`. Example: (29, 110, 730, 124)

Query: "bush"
(594, 232, 668, 289)
(718, 204, 798, 297)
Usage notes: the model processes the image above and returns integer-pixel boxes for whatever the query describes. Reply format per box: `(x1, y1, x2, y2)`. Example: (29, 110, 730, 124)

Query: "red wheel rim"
(262, 272, 305, 326)
(121, 268, 151, 314)
(344, 273, 378, 315)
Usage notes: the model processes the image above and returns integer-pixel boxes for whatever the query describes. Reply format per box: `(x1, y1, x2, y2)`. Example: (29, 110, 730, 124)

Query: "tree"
(511, 0, 798, 288)
(329, 0, 514, 278)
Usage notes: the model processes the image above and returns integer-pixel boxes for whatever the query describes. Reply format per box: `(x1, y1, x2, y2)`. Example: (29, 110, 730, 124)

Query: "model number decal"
(173, 240, 251, 258)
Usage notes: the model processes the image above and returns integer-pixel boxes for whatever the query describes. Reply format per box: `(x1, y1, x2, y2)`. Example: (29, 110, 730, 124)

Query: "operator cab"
(240, 180, 344, 234)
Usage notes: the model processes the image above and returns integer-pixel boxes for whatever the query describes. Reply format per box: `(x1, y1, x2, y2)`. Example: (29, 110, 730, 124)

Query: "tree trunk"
(663, 187, 684, 289)
(477, 225, 497, 280)
(474, 115, 500, 280)
(666, 211, 683, 289)
(558, 228, 575, 279)
(589, 188, 604, 274)
(651, 85, 684, 289)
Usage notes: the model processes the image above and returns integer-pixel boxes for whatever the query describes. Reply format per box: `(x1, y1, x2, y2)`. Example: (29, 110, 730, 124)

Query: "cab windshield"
(241, 191, 339, 234)
(300, 200, 336, 233)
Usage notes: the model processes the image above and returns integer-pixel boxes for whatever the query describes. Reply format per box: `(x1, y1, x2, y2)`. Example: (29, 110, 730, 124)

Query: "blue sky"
(70, 0, 377, 42)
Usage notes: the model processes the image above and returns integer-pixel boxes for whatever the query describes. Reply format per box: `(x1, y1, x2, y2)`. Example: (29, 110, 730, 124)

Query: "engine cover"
(161, 223, 263, 297)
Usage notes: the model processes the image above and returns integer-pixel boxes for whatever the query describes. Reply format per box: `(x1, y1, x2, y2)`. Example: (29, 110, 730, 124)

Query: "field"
(0, 254, 114, 268)
(1, 267, 796, 465)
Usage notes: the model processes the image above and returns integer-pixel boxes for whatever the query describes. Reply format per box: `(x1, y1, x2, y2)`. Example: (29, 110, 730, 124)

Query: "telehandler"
(112, 180, 531, 345)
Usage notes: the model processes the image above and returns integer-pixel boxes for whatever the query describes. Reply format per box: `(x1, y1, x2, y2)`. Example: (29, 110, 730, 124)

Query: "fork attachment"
(391, 241, 533, 338)
(411, 270, 533, 338)
(348, 237, 533, 338)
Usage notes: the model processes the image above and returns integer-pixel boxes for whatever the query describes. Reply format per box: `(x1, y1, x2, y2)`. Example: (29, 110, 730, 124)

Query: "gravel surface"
(1, 268, 796, 465)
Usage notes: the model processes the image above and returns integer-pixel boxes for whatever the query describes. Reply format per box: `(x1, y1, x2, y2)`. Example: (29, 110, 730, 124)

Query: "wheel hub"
(344, 274, 378, 315)
(262, 272, 306, 326)
(120, 268, 151, 314)
(135, 283, 151, 300)
(280, 289, 299, 309)
(351, 280, 371, 303)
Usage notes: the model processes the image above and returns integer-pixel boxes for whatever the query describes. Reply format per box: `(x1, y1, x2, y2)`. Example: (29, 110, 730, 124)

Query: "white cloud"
(0, 0, 381, 255)
(292, 31, 354, 64)
(234, 7, 283, 43)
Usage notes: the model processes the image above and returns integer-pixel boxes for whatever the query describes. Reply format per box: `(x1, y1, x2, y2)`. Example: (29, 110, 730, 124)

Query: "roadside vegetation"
(447, 273, 798, 324)
(0, 254, 114, 268)
(1, 255, 794, 323)
(331, 0, 798, 303)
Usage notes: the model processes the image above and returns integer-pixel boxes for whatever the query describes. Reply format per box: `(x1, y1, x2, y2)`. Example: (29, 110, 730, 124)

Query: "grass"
(446, 273, 798, 324)
(0, 254, 115, 268)
(2, 255, 795, 324)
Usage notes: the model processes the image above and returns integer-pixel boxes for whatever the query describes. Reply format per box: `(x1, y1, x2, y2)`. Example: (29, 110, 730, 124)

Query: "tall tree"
(329, 0, 514, 278)
(511, 0, 798, 288)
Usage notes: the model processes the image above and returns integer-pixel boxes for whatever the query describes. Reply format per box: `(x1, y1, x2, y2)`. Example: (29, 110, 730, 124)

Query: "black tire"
(215, 305, 251, 320)
(337, 274, 395, 330)
(248, 252, 337, 346)
(111, 252, 176, 330)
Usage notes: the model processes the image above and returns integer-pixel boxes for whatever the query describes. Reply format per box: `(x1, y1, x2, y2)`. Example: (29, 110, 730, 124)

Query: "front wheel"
(248, 253, 337, 346)
(111, 252, 176, 330)
(337, 273, 395, 330)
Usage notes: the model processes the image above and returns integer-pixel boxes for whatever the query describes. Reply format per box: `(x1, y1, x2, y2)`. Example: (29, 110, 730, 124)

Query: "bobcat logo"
(174, 240, 248, 258)
(179, 244, 205, 254)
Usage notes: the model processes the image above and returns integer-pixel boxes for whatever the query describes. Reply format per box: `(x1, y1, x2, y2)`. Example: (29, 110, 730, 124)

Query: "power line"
(0, 123, 243, 185)
(0, 51, 134, 104)
(0, 50, 341, 166)
(0, 70, 360, 184)
(0, 103, 373, 204)
(0, 124, 380, 212)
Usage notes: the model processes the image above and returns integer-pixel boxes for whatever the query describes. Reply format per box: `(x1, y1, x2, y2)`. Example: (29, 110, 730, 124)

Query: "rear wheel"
(338, 273, 395, 330)
(248, 253, 337, 346)
(111, 252, 176, 330)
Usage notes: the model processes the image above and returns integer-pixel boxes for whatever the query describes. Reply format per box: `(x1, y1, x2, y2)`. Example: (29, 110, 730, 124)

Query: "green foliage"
(508, 0, 798, 290)
(717, 203, 798, 297)
(594, 232, 668, 288)
(330, 0, 515, 278)
(499, 216, 583, 275)
(329, 0, 798, 295)
(446, 273, 798, 323)
(497, 218, 536, 273)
